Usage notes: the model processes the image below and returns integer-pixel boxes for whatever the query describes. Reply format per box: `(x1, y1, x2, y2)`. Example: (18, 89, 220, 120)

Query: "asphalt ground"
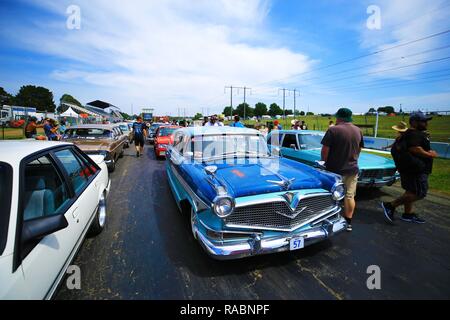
(55, 145, 450, 300)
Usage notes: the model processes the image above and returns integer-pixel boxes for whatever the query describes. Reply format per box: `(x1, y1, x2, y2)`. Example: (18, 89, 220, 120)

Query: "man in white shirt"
(205, 115, 223, 127)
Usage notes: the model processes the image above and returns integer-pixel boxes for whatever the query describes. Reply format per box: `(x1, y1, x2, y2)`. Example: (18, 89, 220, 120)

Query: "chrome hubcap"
(98, 193, 106, 227)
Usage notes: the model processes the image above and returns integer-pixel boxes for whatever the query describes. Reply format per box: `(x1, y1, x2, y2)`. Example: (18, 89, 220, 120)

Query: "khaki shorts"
(342, 174, 358, 199)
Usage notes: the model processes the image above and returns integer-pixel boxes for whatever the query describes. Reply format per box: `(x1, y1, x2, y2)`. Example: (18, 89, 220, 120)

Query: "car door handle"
(71, 207, 80, 219)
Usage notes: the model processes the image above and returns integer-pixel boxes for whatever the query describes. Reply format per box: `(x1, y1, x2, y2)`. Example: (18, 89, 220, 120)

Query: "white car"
(0, 141, 111, 299)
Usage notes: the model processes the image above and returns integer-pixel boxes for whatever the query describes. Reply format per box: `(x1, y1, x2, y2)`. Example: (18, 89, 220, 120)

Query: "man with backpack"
(381, 111, 438, 224)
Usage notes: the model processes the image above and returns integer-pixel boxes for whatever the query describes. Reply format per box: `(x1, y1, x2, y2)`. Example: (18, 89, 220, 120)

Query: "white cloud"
(360, 0, 450, 79)
(5, 0, 312, 114)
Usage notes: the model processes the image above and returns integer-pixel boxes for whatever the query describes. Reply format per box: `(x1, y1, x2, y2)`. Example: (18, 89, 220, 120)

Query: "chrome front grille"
(360, 168, 397, 180)
(225, 194, 337, 231)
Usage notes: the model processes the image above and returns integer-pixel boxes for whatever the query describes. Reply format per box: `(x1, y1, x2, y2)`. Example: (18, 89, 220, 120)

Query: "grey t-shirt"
(321, 122, 364, 176)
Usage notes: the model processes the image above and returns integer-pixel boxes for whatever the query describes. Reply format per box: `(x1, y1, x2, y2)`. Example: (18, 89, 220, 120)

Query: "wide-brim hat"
(392, 121, 408, 132)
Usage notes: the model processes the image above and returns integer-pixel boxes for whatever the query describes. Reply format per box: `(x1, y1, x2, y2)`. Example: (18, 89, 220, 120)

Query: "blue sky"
(0, 0, 449, 115)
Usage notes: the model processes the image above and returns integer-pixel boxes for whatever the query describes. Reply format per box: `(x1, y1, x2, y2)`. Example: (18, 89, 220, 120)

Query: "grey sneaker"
(400, 214, 426, 224)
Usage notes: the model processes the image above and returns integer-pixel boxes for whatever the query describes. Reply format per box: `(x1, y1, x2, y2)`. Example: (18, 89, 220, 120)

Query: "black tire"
(108, 158, 116, 172)
(88, 192, 107, 237)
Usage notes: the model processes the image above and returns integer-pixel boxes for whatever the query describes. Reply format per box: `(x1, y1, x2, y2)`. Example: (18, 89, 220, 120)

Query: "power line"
(256, 28, 450, 86)
(310, 55, 450, 86)
(299, 44, 450, 83)
(307, 68, 450, 92)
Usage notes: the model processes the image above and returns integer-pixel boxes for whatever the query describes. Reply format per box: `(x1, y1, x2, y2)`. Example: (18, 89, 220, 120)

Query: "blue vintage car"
(166, 127, 347, 260)
(267, 130, 399, 188)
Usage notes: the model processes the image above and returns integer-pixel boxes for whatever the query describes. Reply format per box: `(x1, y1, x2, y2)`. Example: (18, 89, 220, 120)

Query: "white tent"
(60, 107, 79, 118)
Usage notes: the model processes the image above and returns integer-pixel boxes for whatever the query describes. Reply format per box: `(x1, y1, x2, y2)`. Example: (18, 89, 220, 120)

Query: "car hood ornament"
(267, 178, 295, 191)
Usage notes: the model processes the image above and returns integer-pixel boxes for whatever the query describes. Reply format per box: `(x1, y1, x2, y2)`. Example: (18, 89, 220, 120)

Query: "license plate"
(160, 151, 166, 156)
(290, 236, 305, 251)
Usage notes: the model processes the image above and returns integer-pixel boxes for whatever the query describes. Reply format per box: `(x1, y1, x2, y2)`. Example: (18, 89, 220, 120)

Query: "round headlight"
(213, 196, 235, 218)
(331, 182, 345, 201)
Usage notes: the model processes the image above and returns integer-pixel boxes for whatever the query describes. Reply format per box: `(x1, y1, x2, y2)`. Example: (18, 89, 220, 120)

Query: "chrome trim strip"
(235, 192, 331, 208)
(198, 219, 262, 236)
(169, 163, 210, 212)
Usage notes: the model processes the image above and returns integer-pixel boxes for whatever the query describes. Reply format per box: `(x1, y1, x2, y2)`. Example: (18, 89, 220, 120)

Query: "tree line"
(0, 85, 85, 113)
(222, 102, 315, 118)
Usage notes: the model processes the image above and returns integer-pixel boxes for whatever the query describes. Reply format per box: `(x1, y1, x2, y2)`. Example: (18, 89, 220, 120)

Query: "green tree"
(223, 106, 234, 117)
(254, 102, 267, 117)
(300, 111, 305, 116)
(193, 113, 203, 120)
(368, 107, 376, 114)
(269, 103, 283, 117)
(15, 85, 56, 112)
(236, 103, 254, 118)
(0, 87, 14, 105)
(378, 106, 395, 114)
(60, 94, 82, 107)
(307, 112, 314, 116)
(285, 109, 293, 116)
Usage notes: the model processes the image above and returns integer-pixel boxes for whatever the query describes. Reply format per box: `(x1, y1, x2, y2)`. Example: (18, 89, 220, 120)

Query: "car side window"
(282, 134, 299, 149)
(54, 149, 90, 194)
(173, 133, 184, 153)
(23, 155, 70, 221)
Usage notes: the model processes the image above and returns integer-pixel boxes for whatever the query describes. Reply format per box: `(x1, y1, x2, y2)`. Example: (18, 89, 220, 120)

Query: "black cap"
(410, 111, 432, 122)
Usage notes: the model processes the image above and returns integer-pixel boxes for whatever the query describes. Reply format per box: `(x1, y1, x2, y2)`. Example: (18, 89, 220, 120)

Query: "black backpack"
(391, 137, 426, 174)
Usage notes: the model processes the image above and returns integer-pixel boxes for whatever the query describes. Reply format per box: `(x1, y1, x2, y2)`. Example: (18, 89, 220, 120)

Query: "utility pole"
(225, 86, 251, 120)
(279, 88, 297, 127)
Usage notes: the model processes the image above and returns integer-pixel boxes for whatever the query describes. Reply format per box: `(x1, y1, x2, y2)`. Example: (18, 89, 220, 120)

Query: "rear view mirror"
(21, 214, 69, 245)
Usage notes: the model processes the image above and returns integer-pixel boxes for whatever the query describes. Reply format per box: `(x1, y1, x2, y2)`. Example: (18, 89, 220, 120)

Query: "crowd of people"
(24, 117, 68, 141)
(318, 108, 437, 232)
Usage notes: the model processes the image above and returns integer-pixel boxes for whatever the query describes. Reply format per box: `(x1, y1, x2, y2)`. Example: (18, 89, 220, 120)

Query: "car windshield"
(64, 128, 112, 139)
(298, 133, 324, 149)
(159, 128, 176, 136)
(119, 125, 129, 132)
(190, 134, 269, 160)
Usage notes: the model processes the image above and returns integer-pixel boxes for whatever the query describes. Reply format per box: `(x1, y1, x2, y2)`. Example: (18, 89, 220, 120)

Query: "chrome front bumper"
(194, 215, 347, 260)
(358, 176, 399, 187)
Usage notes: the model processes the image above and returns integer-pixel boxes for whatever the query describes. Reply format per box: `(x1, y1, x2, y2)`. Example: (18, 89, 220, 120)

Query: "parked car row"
(62, 124, 129, 172)
(0, 124, 400, 299)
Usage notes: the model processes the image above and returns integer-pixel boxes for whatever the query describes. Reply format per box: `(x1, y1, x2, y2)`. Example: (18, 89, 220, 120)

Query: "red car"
(154, 126, 181, 158)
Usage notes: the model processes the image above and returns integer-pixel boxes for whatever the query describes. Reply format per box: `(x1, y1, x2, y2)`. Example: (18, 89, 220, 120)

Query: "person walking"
(381, 112, 437, 224)
(132, 116, 148, 158)
(383, 121, 408, 150)
(321, 108, 364, 232)
(231, 115, 244, 128)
